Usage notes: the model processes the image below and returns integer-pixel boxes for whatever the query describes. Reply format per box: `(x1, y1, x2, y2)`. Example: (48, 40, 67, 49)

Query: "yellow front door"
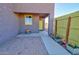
(39, 18, 43, 30)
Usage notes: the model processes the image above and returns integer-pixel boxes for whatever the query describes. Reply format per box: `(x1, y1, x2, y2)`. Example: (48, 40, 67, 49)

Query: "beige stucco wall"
(13, 3, 54, 34)
(0, 3, 19, 44)
(13, 3, 54, 13)
(16, 13, 39, 33)
(0, 3, 54, 44)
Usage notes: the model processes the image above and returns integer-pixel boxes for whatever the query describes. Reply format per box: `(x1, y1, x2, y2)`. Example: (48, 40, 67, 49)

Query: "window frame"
(24, 15, 33, 25)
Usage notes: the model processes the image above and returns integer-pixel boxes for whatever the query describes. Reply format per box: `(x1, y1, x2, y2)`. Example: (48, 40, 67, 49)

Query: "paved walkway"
(0, 33, 48, 55)
(40, 31, 71, 55)
(0, 31, 71, 55)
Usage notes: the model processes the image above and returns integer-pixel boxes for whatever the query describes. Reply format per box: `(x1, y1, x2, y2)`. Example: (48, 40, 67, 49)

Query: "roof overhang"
(14, 12, 49, 18)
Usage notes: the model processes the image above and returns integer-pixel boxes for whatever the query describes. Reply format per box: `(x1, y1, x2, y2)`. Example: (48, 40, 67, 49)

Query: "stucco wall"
(16, 14, 39, 33)
(13, 3, 54, 34)
(13, 3, 54, 13)
(0, 4, 19, 44)
(0, 3, 54, 44)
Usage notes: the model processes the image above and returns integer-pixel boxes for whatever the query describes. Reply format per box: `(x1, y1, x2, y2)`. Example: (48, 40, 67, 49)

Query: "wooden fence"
(55, 16, 79, 47)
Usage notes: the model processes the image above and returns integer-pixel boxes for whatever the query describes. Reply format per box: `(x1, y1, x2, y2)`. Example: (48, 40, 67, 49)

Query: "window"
(25, 15, 32, 25)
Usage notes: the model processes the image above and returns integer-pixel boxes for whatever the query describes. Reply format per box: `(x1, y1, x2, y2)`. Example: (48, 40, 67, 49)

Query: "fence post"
(55, 20, 57, 37)
(66, 16, 71, 43)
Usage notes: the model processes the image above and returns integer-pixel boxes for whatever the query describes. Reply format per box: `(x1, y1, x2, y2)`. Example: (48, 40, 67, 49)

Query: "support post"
(66, 16, 71, 43)
(55, 20, 57, 37)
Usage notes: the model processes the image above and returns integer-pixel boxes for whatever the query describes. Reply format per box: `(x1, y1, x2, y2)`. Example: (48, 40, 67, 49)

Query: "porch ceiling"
(14, 12, 49, 18)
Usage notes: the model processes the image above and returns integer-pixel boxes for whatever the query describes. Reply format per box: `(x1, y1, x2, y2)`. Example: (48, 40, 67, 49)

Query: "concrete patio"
(0, 31, 71, 55)
(0, 33, 48, 55)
